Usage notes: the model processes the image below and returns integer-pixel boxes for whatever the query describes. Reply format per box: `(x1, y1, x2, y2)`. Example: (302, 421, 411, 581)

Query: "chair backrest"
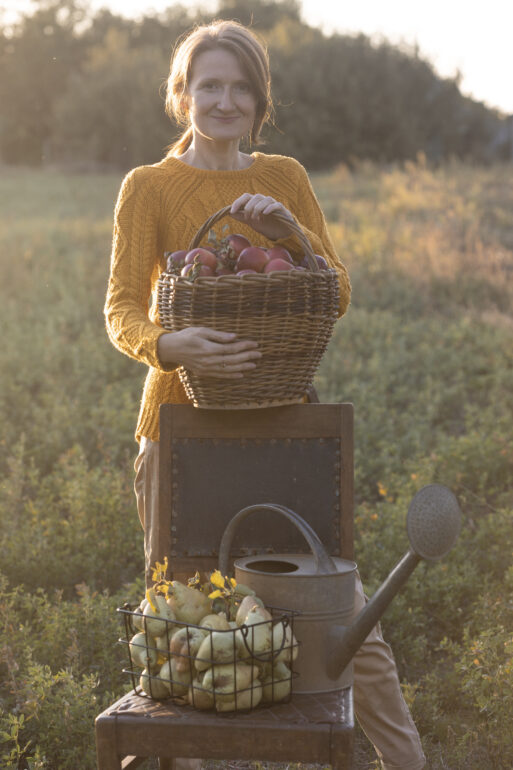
(158, 403, 354, 578)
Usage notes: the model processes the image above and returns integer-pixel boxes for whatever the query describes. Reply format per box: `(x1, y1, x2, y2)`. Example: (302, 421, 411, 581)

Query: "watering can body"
(235, 553, 356, 693)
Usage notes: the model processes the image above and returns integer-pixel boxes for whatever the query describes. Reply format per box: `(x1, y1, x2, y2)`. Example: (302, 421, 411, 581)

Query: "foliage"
(0, 0, 511, 169)
(0, 160, 512, 767)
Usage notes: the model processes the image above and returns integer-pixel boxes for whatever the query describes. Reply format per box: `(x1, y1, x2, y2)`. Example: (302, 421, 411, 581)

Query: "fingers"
(230, 194, 292, 221)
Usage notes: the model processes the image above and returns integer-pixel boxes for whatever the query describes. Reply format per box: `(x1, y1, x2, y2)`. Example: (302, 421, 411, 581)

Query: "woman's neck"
(177, 138, 253, 171)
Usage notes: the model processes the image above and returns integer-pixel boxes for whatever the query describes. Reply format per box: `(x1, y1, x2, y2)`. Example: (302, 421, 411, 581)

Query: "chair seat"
(95, 687, 354, 769)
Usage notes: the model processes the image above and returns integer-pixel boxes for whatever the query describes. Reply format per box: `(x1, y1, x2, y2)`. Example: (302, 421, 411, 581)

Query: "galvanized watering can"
(218, 484, 461, 694)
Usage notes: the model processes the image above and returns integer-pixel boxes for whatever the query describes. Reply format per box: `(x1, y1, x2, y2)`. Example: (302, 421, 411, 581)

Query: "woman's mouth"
(213, 116, 239, 123)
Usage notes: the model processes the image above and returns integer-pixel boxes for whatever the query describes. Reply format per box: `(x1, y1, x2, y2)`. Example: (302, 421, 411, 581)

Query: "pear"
(131, 598, 149, 632)
(237, 607, 273, 658)
(195, 630, 240, 672)
(261, 661, 292, 703)
(161, 657, 192, 698)
(271, 620, 299, 664)
(140, 667, 170, 699)
(235, 594, 262, 626)
(128, 632, 158, 669)
(202, 662, 259, 699)
(142, 590, 177, 638)
(166, 581, 211, 624)
(188, 675, 215, 710)
(169, 626, 208, 672)
(199, 613, 231, 631)
(216, 680, 262, 712)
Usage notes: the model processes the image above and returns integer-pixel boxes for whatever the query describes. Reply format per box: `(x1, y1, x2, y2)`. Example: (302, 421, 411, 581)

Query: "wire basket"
(118, 603, 299, 713)
(157, 206, 340, 409)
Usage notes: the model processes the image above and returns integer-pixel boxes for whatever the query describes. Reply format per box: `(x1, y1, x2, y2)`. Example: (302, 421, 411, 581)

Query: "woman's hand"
(230, 194, 294, 241)
(157, 327, 261, 379)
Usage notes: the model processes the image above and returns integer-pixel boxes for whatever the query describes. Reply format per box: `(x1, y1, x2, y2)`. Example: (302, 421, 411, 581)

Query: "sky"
(2, 0, 512, 115)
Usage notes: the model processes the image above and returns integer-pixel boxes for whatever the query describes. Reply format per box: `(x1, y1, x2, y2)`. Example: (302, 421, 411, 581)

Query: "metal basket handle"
(218, 502, 337, 577)
(188, 205, 320, 272)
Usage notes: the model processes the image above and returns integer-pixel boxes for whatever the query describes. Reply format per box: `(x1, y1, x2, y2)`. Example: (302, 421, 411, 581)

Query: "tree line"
(1, 0, 511, 170)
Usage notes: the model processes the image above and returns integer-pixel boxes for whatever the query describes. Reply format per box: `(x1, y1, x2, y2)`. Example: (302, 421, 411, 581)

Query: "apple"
(165, 249, 187, 272)
(314, 254, 329, 270)
(226, 233, 251, 256)
(236, 246, 269, 273)
(181, 263, 214, 277)
(264, 258, 295, 273)
(266, 246, 293, 264)
(300, 254, 329, 270)
(184, 248, 218, 271)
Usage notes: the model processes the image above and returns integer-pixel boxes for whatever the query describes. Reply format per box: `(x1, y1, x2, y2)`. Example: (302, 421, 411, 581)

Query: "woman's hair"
(165, 20, 273, 156)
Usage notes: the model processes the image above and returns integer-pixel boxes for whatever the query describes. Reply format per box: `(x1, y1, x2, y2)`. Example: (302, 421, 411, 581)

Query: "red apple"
(185, 248, 218, 271)
(181, 263, 214, 277)
(264, 258, 295, 273)
(165, 249, 187, 271)
(236, 246, 269, 273)
(314, 254, 329, 270)
(266, 246, 293, 263)
(226, 233, 251, 256)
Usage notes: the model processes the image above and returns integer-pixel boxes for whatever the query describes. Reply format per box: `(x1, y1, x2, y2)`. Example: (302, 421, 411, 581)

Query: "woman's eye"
(235, 83, 250, 93)
(202, 82, 219, 91)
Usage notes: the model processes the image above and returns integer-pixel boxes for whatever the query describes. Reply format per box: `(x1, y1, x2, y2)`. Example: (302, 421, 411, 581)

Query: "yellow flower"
(151, 557, 169, 583)
(145, 588, 157, 613)
(230, 577, 237, 588)
(473, 658, 480, 665)
(371, 513, 379, 521)
(209, 570, 226, 589)
(377, 482, 387, 497)
(208, 589, 223, 599)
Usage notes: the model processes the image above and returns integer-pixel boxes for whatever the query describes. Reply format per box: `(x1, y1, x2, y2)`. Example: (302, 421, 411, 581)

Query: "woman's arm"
(105, 168, 261, 377)
(104, 167, 175, 370)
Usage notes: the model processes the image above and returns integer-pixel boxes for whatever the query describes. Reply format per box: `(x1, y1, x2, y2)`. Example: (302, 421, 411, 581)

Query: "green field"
(0, 160, 512, 769)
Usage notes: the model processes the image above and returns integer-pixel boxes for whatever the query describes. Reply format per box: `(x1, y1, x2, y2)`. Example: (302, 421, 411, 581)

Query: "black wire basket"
(117, 603, 300, 713)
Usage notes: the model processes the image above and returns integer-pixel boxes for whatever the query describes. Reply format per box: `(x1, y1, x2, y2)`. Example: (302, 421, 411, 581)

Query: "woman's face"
(185, 48, 257, 147)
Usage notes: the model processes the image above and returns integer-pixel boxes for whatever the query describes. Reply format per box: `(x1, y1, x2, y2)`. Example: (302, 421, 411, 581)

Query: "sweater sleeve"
(274, 161, 351, 317)
(104, 167, 176, 372)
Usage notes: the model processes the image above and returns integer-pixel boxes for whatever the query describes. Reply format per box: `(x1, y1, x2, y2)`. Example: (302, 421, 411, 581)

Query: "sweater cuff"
(151, 329, 180, 373)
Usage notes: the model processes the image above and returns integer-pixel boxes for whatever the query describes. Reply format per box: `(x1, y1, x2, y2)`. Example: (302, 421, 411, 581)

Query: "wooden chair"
(95, 403, 355, 769)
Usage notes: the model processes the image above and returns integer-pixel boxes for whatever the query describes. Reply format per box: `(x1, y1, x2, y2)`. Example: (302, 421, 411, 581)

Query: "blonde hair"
(165, 20, 273, 156)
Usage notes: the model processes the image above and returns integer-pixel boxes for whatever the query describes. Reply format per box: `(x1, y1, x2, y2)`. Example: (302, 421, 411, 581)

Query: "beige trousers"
(134, 437, 426, 770)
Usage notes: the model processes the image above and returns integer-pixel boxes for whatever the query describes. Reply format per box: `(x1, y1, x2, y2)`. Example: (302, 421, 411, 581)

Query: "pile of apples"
(164, 229, 328, 280)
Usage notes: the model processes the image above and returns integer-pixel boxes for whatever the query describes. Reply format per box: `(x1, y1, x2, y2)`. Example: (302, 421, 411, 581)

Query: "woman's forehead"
(190, 48, 249, 82)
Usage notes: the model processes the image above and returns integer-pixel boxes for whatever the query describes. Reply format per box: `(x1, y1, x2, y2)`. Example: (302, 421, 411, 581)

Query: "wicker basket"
(158, 206, 340, 409)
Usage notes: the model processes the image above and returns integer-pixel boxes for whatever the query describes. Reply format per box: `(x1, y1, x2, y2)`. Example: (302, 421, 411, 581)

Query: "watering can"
(218, 484, 461, 694)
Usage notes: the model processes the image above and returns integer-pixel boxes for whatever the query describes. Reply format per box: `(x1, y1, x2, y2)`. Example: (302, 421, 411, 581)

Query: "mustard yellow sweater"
(104, 152, 351, 442)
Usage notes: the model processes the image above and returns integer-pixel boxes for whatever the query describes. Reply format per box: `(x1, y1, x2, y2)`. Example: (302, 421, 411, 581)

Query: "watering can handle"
(218, 503, 337, 577)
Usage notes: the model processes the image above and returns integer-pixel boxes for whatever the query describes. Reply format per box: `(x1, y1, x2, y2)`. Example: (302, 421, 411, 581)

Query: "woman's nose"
(218, 87, 234, 110)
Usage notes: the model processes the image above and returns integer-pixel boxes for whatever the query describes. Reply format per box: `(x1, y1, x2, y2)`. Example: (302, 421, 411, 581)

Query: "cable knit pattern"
(104, 152, 351, 442)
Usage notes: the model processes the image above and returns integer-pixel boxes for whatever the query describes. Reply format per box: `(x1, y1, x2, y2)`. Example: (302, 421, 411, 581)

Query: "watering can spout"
(326, 484, 462, 681)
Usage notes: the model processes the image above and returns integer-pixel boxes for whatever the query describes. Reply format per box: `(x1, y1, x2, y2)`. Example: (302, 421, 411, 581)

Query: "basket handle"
(188, 205, 320, 272)
(218, 502, 337, 577)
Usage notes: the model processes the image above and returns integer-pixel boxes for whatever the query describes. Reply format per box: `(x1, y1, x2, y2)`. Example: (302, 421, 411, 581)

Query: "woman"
(104, 19, 425, 770)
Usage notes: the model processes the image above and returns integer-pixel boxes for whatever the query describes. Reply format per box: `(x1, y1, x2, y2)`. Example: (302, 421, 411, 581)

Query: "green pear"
(166, 581, 212, 625)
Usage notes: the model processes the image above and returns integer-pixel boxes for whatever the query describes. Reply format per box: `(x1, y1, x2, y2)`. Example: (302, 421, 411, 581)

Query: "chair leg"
(95, 715, 122, 770)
